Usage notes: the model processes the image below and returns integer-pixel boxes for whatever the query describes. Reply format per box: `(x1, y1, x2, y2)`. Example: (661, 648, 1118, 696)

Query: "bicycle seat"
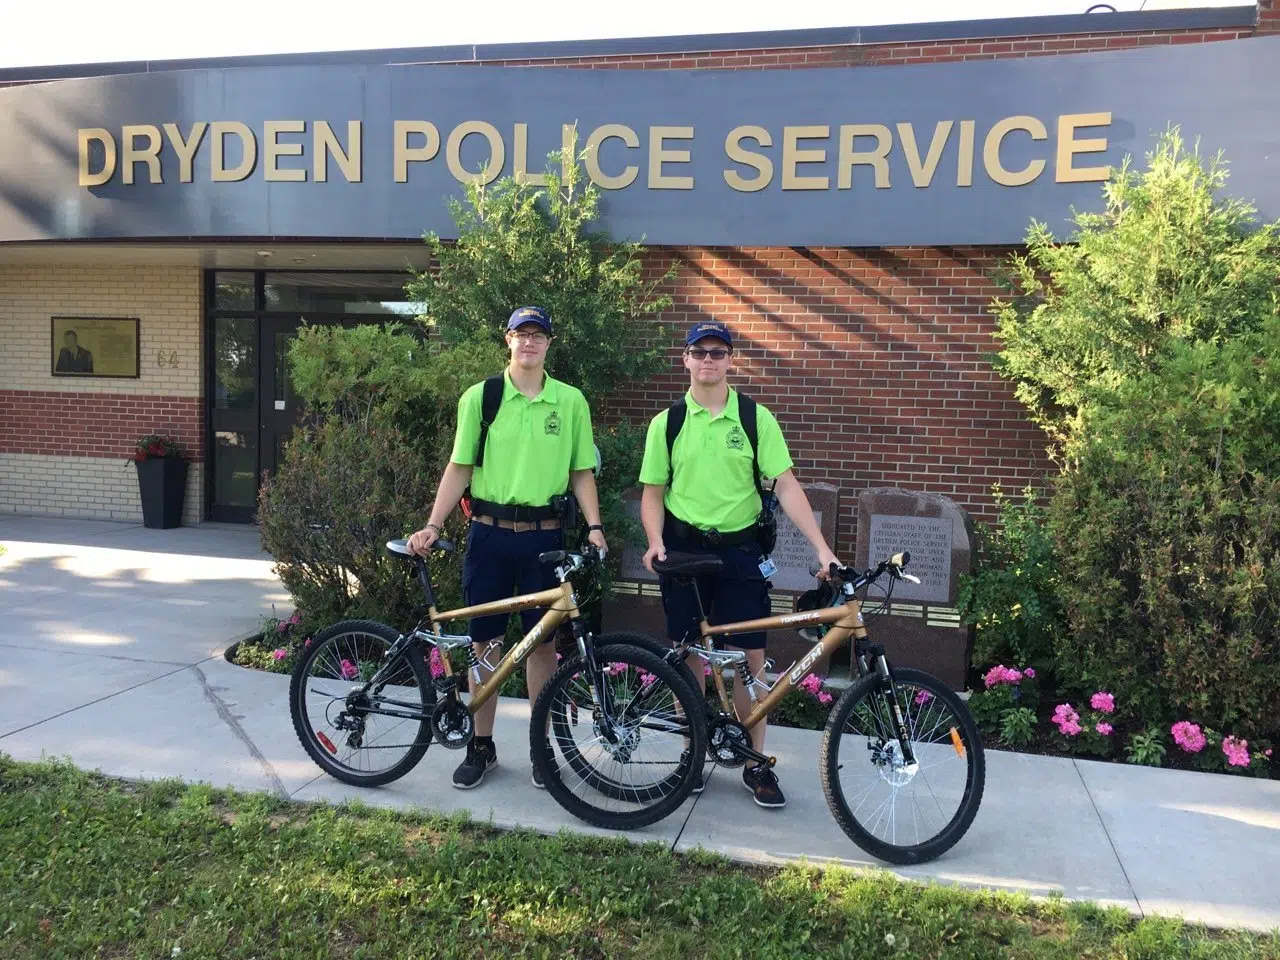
(385, 538, 455, 559)
(652, 552, 724, 576)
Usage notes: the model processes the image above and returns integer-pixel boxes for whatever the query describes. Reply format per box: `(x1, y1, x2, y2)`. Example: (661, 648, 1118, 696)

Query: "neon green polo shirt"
(639, 388, 793, 533)
(450, 370, 597, 506)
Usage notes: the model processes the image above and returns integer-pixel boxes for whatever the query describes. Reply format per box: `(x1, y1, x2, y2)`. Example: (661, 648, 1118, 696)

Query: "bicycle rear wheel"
(820, 666, 984, 865)
(531, 643, 706, 830)
(289, 619, 436, 787)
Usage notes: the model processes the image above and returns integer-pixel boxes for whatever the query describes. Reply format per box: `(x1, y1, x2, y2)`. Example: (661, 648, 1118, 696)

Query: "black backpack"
(664, 392, 778, 554)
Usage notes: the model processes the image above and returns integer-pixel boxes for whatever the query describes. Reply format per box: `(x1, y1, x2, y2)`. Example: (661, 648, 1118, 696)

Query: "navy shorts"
(658, 534, 771, 651)
(461, 521, 563, 644)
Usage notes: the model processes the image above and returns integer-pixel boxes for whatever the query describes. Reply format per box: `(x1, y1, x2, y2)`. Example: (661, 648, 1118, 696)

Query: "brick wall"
(458, 24, 1253, 71)
(1259, 0, 1280, 32)
(600, 245, 1048, 548)
(0, 264, 204, 523)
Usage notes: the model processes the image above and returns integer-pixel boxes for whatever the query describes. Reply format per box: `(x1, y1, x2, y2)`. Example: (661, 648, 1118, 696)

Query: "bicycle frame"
(684, 599, 868, 731)
(422, 581, 582, 715)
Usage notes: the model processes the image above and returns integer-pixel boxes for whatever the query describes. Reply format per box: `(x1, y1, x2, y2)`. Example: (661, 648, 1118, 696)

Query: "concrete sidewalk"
(3, 516, 1278, 934)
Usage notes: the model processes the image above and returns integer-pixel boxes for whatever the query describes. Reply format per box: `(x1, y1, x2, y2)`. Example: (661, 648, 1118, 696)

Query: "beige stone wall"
(0, 452, 203, 525)
(0, 264, 202, 395)
(0, 264, 205, 524)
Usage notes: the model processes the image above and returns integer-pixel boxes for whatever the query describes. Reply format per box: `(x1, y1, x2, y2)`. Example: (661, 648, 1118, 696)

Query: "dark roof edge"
(0, 5, 1257, 83)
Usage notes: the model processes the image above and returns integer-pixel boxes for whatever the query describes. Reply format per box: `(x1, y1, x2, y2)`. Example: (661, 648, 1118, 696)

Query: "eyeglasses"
(687, 347, 730, 360)
(510, 331, 549, 344)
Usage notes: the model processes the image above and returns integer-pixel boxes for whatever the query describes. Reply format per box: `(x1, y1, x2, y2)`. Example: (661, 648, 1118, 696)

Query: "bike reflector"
(949, 727, 965, 757)
(316, 731, 338, 755)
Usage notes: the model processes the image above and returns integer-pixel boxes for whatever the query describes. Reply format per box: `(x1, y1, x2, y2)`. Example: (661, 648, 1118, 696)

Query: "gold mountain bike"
(289, 537, 707, 830)
(601, 549, 985, 865)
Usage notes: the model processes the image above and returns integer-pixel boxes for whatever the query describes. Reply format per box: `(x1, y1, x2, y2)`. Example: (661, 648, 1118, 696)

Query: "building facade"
(2, 2, 1277, 548)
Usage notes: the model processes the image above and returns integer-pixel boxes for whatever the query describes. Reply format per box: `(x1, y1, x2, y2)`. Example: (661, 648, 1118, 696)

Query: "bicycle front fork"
(867, 644, 918, 767)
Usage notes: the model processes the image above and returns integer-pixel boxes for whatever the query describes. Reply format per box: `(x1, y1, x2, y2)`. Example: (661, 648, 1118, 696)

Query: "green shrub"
(956, 486, 1065, 675)
(1048, 321, 1280, 742)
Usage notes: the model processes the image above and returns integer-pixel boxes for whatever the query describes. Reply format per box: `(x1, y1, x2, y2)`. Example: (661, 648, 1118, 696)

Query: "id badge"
(758, 557, 778, 578)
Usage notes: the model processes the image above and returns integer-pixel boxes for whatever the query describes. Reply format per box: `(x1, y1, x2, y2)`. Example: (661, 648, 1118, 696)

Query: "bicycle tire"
(820, 666, 985, 865)
(547, 631, 707, 802)
(531, 643, 706, 831)
(289, 618, 436, 787)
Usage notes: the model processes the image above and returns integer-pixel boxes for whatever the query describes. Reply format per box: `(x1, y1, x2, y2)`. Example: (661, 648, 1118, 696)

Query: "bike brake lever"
(901, 573, 922, 584)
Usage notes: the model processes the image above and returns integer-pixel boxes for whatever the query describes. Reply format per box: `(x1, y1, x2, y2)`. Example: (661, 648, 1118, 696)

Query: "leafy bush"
(990, 128, 1280, 452)
(957, 486, 1065, 675)
(1048, 321, 1280, 742)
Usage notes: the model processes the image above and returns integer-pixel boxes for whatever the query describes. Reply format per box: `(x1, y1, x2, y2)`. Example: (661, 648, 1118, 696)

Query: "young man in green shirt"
(408, 306, 608, 790)
(638, 320, 839, 809)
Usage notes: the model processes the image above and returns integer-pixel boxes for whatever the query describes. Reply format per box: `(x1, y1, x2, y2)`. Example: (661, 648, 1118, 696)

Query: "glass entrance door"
(205, 269, 421, 523)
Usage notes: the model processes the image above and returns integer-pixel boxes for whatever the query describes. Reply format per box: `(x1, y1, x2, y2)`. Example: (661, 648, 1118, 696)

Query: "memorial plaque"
(855, 487, 976, 689)
(867, 514, 952, 602)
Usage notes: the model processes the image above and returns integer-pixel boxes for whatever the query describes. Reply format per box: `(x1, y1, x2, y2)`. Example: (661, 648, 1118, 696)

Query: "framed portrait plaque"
(51, 317, 140, 379)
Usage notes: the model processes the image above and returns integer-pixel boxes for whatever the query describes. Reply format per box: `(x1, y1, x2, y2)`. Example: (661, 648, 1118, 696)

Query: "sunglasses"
(687, 347, 730, 360)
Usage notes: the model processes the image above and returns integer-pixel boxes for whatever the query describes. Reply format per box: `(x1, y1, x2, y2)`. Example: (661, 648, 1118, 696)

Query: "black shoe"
(452, 739, 496, 789)
(681, 749, 705, 794)
(531, 741, 550, 790)
(743, 762, 786, 808)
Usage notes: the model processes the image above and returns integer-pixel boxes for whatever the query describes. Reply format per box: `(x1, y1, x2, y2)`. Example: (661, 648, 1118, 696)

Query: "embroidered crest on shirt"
(544, 411, 562, 436)
(726, 425, 746, 450)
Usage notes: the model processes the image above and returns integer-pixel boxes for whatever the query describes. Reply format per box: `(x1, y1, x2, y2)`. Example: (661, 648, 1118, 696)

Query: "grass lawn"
(1, 754, 1276, 959)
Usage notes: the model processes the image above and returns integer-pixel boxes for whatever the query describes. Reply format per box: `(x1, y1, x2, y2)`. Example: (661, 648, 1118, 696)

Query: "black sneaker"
(681, 748, 705, 794)
(452, 739, 496, 789)
(742, 762, 786, 809)
(531, 741, 550, 790)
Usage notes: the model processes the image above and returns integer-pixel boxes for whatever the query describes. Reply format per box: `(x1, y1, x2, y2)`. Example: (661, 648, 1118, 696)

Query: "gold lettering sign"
(71, 113, 1113, 193)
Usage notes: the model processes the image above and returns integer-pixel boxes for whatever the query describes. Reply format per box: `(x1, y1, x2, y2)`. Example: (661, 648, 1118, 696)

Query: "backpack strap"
(474, 374, 505, 468)
(737, 393, 766, 497)
(664, 397, 687, 487)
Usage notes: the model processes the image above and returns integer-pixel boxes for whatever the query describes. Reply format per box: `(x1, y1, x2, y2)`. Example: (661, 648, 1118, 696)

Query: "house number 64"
(155, 350, 179, 368)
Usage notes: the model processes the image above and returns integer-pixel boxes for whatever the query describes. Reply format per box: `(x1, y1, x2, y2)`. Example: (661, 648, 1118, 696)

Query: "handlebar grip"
(891, 550, 911, 567)
(538, 550, 568, 565)
(808, 562, 822, 577)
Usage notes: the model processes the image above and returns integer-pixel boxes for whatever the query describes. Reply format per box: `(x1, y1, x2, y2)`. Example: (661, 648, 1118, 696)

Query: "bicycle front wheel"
(531, 643, 706, 831)
(289, 619, 435, 787)
(820, 667, 985, 865)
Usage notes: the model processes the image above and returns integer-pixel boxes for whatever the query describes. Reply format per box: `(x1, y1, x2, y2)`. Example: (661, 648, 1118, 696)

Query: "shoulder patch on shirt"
(544, 410, 562, 436)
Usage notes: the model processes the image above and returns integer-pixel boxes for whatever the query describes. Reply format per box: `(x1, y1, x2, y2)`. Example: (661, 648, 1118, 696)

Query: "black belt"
(470, 498, 559, 522)
(664, 511, 759, 548)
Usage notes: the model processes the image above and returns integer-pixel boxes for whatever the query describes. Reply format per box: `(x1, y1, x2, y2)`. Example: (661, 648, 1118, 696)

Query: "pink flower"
(984, 665, 1024, 688)
(914, 689, 934, 706)
(1023, 668, 1036, 679)
(272, 648, 287, 661)
(276, 621, 289, 634)
(1223, 736, 1251, 768)
(340, 659, 358, 681)
(1052, 703, 1082, 737)
(638, 671, 656, 688)
(606, 662, 629, 677)
(1090, 692, 1115, 714)
(818, 691, 833, 705)
(428, 648, 445, 679)
(1266, 749, 1273, 758)
(1095, 722, 1113, 736)
(289, 612, 301, 625)
(304, 637, 312, 649)
(1171, 721, 1206, 754)
(798, 674, 823, 696)
(556, 652, 563, 662)
(704, 664, 712, 677)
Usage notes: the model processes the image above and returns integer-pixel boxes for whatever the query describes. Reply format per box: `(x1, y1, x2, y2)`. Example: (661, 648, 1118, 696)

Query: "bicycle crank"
(430, 697, 474, 749)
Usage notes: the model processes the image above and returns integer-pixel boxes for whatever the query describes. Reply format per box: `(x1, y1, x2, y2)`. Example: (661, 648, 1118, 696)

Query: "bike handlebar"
(808, 550, 913, 587)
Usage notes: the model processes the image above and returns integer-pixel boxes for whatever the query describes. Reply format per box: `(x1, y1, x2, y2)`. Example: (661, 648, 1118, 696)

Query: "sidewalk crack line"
(192, 663, 289, 799)
(1073, 759, 1144, 920)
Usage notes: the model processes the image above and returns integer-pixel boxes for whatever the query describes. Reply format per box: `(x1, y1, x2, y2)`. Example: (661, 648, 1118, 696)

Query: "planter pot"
(135, 457, 188, 529)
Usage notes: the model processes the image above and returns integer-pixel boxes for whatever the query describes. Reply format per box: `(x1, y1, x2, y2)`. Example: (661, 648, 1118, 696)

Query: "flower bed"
(967, 662, 1274, 778)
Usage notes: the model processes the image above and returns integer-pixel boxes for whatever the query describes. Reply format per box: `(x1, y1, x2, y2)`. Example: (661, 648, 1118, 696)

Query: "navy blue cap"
(507, 305, 553, 336)
(685, 320, 733, 348)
